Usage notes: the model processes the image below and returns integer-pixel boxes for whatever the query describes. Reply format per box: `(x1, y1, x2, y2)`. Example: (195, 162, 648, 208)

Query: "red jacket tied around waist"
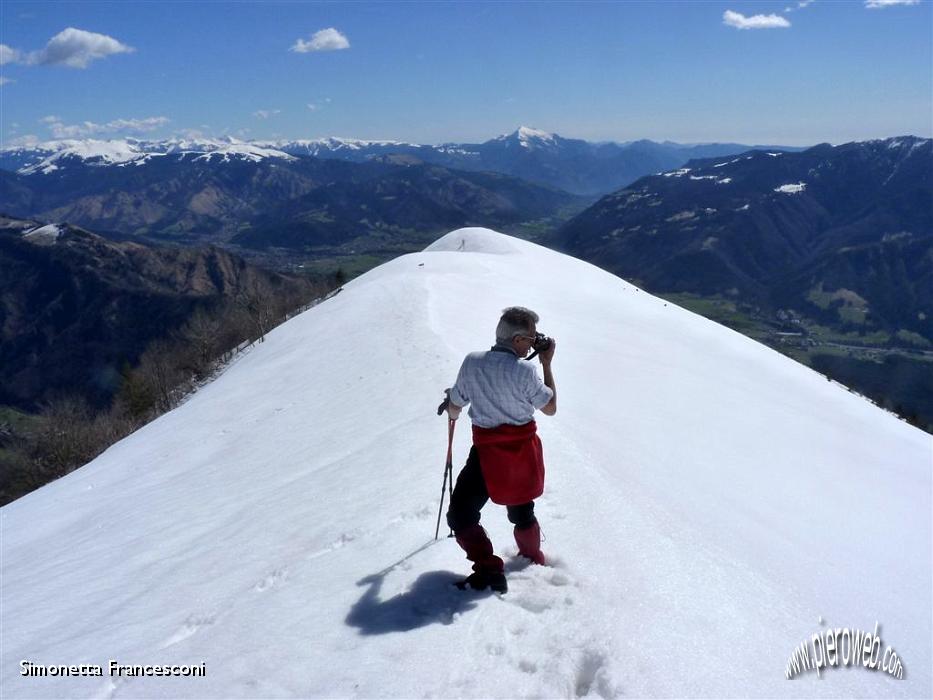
(472, 421, 544, 505)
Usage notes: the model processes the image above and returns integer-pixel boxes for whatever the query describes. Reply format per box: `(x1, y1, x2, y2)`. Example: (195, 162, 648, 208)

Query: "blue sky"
(1, 1, 930, 147)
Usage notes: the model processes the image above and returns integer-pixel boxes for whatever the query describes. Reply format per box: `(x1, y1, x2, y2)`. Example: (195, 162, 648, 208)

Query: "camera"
(532, 332, 552, 353)
(525, 332, 553, 360)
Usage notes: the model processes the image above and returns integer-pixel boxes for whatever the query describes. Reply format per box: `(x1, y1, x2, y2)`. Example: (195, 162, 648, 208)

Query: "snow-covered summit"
(262, 136, 415, 153)
(425, 226, 526, 255)
(1, 228, 929, 698)
(10, 137, 298, 174)
(496, 126, 558, 148)
(190, 141, 296, 164)
(18, 139, 150, 174)
(21, 223, 64, 244)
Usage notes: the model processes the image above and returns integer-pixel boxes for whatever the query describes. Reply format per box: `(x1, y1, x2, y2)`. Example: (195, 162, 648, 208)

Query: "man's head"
(496, 306, 539, 358)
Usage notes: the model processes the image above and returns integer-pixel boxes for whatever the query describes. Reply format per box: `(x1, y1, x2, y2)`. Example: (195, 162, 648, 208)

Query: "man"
(445, 306, 557, 593)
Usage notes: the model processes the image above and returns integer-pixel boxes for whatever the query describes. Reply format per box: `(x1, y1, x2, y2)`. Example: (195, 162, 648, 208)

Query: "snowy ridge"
(21, 223, 63, 244)
(18, 139, 149, 174)
(12, 137, 298, 174)
(259, 137, 416, 153)
(191, 143, 296, 164)
(1, 228, 929, 698)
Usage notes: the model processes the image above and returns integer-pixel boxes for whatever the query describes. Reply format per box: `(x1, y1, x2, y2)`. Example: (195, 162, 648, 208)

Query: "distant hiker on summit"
(442, 306, 557, 593)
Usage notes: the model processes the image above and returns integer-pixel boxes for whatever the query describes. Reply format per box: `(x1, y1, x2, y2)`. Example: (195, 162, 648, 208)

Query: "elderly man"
(445, 306, 557, 593)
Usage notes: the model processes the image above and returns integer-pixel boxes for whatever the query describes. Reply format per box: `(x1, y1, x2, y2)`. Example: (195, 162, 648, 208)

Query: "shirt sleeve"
(525, 365, 553, 410)
(449, 358, 470, 407)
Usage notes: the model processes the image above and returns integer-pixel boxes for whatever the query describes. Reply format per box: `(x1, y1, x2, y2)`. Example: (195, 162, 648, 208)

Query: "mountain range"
(554, 136, 933, 341)
(0, 127, 798, 196)
(0, 215, 315, 411)
(1, 131, 929, 430)
(0, 144, 586, 255)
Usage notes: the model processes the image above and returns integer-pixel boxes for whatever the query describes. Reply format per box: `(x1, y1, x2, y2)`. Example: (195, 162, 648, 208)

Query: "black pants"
(446, 446, 537, 532)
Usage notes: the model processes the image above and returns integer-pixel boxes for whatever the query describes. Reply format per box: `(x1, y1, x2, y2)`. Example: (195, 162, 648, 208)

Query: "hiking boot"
(514, 521, 546, 565)
(454, 523, 505, 574)
(455, 570, 508, 593)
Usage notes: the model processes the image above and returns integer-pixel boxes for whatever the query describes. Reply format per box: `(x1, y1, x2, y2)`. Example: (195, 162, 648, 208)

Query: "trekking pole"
(434, 417, 456, 540)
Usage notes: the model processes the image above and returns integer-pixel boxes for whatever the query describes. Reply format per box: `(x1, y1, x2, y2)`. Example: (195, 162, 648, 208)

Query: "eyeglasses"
(515, 334, 537, 343)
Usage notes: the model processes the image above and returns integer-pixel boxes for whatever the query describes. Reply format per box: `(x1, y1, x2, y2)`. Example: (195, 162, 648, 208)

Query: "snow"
(1, 228, 930, 698)
(22, 223, 63, 243)
(774, 182, 807, 194)
(191, 143, 296, 164)
(662, 167, 691, 177)
(119, 153, 168, 167)
(907, 138, 931, 156)
(13, 138, 292, 174)
(435, 146, 479, 156)
(497, 126, 557, 148)
(259, 137, 415, 155)
(18, 139, 149, 174)
(517, 126, 555, 143)
(688, 174, 732, 184)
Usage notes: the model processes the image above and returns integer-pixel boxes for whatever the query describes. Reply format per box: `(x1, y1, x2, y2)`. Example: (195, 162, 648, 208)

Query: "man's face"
(511, 324, 537, 358)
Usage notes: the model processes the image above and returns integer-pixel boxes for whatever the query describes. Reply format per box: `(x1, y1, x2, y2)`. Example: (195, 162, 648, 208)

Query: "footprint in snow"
(574, 648, 619, 699)
(518, 658, 538, 674)
(306, 531, 361, 561)
(254, 567, 288, 592)
(159, 613, 216, 649)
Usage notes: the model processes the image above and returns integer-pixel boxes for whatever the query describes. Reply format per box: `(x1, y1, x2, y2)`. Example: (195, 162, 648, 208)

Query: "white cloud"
(865, 0, 919, 7)
(6, 134, 40, 148)
(723, 10, 791, 29)
(307, 103, 320, 112)
(27, 27, 134, 68)
(42, 115, 169, 138)
(0, 76, 12, 86)
(108, 117, 170, 131)
(291, 28, 350, 53)
(784, 0, 814, 11)
(253, 109, 281, 119)
(0, 44, 21, 65)
(177, 128, 207, 140)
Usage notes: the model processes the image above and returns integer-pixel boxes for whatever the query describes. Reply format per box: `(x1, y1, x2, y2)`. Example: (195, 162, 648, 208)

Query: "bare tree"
(137, 339, 187, 412)
(235, 284, 276, 343)
(181, 307, 222, 378)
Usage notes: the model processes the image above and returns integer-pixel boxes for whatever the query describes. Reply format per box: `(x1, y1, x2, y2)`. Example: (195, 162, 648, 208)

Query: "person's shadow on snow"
(345, 544, 490, 635)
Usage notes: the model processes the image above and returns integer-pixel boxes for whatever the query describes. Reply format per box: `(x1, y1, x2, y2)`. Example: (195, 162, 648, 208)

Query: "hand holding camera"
(526, 332, 555, 363)
(537, 335, 556, 364)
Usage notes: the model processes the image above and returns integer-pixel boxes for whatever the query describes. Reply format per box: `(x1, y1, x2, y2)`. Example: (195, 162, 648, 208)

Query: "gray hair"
(495, 306, 539, 344)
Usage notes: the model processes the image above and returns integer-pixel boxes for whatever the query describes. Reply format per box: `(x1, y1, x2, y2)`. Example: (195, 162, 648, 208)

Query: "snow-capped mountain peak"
(18, 139, 150, 174)
(10, 137, 298, 174)
(495, 126, 558, 148)
(190, 142, 296, 164)
(517, 125, 555, 142)
(253, 136, 418, 158)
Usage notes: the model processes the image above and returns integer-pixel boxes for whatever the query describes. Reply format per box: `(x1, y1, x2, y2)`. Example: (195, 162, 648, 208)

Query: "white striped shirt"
(449, 345, 553, 429)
